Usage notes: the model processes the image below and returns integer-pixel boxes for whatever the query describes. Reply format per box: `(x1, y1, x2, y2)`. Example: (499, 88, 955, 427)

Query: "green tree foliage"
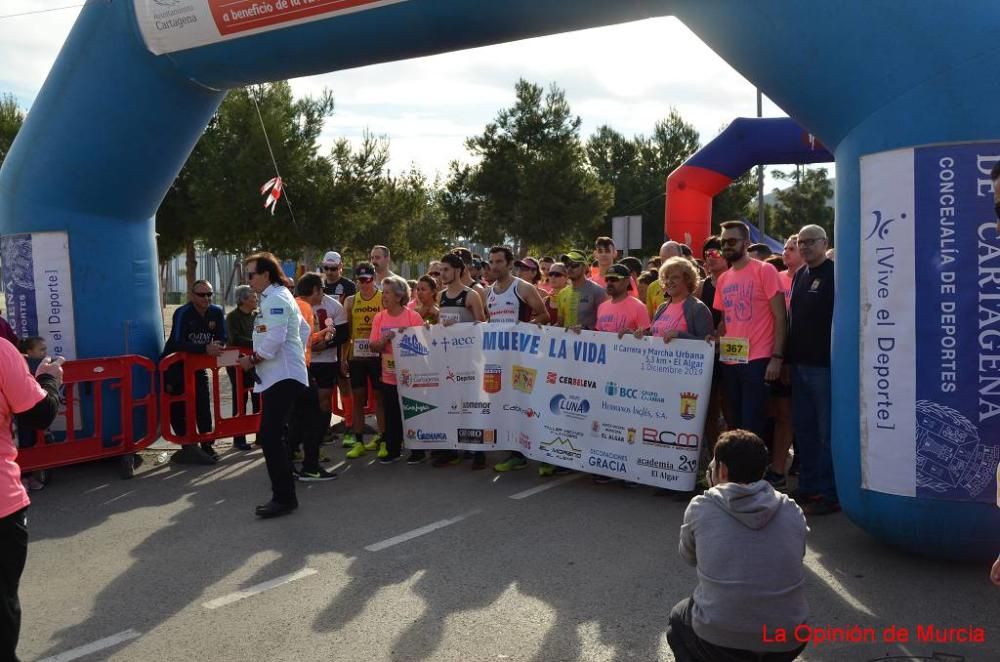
(0, 93, 25, 167)
(586, 109, 699, 255)
(767, 166, 835, 243)
(443, 79, 613, 255)
(157, 81, 335, 275)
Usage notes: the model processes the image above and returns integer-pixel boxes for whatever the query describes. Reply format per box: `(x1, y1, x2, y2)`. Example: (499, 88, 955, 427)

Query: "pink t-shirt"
(778, 269, 795, 310)
(595, 296, 651, 333)
(370, 308, 424, 385)
(651, 301, 689, 337)
(713, 259, 783, 363)
(1, 341, 46, 518)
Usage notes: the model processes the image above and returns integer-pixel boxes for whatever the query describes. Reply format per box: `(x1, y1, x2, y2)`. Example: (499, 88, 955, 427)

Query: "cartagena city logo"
(549, 394, 590, 420)
(398, 333, 429, 357)
(680, 392, 698, 420)
(483, 364, 502, 394)
(511, 364, 537, 393)
(402, 396, 436, 420)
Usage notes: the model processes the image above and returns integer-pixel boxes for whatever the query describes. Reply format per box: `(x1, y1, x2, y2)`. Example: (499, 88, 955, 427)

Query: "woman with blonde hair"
(650, 257, 713, 342)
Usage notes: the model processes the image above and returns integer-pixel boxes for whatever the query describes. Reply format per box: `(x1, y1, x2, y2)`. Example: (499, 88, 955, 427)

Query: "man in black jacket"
(162, 280, 227, 463)
(1, 341, 62, 662)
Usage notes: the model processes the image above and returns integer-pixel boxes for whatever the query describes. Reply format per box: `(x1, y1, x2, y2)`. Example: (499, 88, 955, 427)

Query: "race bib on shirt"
(382, 354, 396, 374)
(720, 337, 750, 364)
(353, 338, 376, 358)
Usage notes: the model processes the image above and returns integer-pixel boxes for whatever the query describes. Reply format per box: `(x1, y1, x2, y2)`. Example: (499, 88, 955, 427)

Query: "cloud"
(2, 8, 825, 185)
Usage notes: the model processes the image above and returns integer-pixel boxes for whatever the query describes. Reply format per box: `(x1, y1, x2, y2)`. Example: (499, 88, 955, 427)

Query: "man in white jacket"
(668, 429, 809, 662)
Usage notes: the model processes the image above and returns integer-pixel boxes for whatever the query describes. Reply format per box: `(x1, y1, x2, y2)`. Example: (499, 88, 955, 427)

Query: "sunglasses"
(549, 272, 567, 278)
(357, 276, 374, 282)
(604, 277, 624, 283)
(428, 271, 441, 277)
(565, 262, 584, 269)
(720, 238, 743, 247)
(704, 249, 722, 259)
(797, 237, 823, 247)
(193, 291, 213, 298)
(323, 265, 341, 271)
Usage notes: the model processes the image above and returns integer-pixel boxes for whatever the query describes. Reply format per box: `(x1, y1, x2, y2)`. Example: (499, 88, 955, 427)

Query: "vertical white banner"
(859, 148, 916, 496)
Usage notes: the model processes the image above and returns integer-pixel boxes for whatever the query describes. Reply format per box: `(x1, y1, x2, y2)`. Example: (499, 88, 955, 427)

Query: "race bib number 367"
(720, 337, 750, 364)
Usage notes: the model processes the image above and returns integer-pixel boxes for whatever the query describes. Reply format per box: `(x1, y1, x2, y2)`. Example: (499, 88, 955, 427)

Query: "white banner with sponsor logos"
(394, 323, 714, 490)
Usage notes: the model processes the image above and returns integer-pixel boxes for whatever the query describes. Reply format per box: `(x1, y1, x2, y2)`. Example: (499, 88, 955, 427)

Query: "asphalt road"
(15, 435, 999, 662)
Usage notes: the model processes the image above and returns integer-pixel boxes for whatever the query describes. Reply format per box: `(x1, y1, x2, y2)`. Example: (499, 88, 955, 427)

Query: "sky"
(0, 2, 826, 188)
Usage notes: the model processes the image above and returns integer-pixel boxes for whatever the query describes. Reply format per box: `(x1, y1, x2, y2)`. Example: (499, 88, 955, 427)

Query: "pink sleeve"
(760, 262, 782, 300)
(369, 312, 383, 344)
(408, 310, 424, 326)
(0, 341, 46, 414)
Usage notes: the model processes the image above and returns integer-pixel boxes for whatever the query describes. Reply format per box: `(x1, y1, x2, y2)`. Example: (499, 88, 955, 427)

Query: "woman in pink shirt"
(1, 341, 62, 661)
(650, 257, 714, 342)
(370, 276, 425, 463)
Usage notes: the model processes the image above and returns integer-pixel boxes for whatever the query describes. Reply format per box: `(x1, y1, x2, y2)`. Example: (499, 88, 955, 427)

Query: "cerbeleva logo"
(402, 396, 436, 420)
(399, 333, 429, 357)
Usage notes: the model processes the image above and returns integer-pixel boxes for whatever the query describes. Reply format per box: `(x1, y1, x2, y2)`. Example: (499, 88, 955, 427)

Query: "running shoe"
(494, 456, 528, 472)
(764, 469, 787, 490)
(377, 441, 389, 459)
(379, 455, 401, 465)
(406, 451, 427, 465)
(364, 435, 381, 452)
(345, 443, 367, 459)
(538, 463, 555, 477)
(298, 468, 338, 482)
(801, 497, 841, 516)
(592, 474, 614, 485)
(432, 453, 461, 468)
(342, 432, 358, 448)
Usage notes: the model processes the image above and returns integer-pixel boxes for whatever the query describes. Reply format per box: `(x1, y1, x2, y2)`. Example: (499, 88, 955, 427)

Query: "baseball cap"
(514, 257, 540, 271)
(322, 251, 342, 266)
(605, 264, 631, 281)
(559, 250, 588, 264)
(354, 264, 375, 279)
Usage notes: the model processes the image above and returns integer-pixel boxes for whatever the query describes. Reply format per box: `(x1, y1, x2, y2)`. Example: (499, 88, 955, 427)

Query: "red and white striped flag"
(260, 176, 283, 215)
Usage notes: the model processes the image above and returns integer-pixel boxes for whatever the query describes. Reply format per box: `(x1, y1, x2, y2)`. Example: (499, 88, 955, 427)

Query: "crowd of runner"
(114, 222, 837, 521)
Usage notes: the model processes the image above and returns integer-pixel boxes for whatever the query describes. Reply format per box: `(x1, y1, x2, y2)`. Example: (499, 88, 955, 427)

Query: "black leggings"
(381, 384, 403, 459)
(0, 508, 28, 662)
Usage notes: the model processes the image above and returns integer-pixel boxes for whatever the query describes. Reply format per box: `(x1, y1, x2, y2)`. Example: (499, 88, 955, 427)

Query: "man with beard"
(713, 221, 786, 439)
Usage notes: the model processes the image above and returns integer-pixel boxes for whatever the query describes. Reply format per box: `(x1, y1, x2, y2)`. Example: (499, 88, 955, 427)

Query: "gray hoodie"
(678, 480, 808, 652)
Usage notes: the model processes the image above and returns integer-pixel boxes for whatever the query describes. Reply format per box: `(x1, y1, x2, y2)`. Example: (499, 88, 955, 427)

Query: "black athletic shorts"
(349, 357, 382, 391)
(309, 362, 339, 389)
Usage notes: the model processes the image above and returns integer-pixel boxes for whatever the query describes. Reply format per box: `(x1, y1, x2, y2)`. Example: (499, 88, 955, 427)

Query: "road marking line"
(100, 490, 136, 506)
(509, 473, 583, 500)
(163, 469, 188, 480)
(202, 568, 318, 610)
(83, 483, 110, 494)
(38, 628, 142, 662)
(365, 510, 481, 552)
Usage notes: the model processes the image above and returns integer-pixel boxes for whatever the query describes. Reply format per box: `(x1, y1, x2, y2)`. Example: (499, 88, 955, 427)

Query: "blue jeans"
(721, 358, 770, 438)
(792, 365, 836, 501)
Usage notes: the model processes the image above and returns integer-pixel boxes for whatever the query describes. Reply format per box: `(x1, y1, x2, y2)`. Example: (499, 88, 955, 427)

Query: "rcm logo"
(641, 428, 699, 448)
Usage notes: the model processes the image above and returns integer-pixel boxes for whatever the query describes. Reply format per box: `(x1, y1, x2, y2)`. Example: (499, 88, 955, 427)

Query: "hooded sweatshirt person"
(678, 479, 808, 652)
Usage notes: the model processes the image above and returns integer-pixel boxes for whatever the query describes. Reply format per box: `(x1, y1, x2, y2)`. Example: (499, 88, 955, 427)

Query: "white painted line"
(202, 568, 318, 610)
(100, 490, 136, 506)
(83, 483, 110, 494)
(38, 628, 142, 662)
(509, 473, 583, 500)
(365, 510, 482, 552)
(163, 469, 188, 480)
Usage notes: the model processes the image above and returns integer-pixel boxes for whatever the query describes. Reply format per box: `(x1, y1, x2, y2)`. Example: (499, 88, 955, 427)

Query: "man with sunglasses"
(713, 221, 786, 440)
(162, 279, 228, 463)
(556, 249, 608, 331)
(320, 251, 356, 305)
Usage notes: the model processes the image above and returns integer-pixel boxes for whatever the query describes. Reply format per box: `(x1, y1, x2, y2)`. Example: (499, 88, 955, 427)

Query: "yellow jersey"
(349, 290, 382, 359)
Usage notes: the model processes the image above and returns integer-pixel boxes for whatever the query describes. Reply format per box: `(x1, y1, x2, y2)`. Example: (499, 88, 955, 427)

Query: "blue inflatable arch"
(2, 1, 998, 560)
